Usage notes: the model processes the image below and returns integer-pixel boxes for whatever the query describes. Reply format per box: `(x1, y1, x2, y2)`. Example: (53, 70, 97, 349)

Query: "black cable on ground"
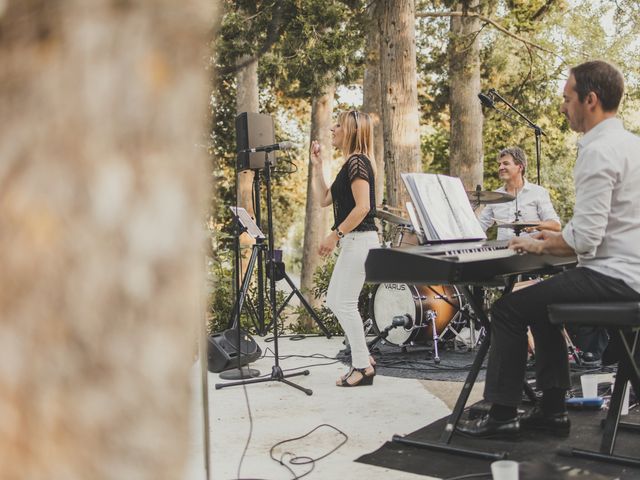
(268, 423, 348, 480)
(443, 473, 492, 480)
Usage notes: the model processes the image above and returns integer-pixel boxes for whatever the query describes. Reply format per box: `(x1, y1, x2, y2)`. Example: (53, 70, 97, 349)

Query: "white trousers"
(325, 231, 379, 369)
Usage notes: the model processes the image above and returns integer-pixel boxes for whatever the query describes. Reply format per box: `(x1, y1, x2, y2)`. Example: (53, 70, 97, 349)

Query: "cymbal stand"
(427, 310, 442, 364)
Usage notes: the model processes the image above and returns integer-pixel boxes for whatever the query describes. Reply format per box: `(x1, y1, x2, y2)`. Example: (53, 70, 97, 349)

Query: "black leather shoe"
(519, 406, 570, 435)
(456, 415, 520, 439)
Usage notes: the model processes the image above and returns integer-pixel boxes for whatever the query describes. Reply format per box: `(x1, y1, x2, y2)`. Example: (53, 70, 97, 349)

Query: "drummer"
(477, 147, 561, 240)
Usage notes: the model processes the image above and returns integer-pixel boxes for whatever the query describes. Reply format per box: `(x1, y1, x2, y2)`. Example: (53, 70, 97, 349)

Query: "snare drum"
(392, 226, 419, 247)
(371, 283, 463, 346)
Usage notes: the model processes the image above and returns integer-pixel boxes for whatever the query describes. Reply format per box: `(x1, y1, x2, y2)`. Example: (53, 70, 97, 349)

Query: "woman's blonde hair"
(337, 110, 376, 178)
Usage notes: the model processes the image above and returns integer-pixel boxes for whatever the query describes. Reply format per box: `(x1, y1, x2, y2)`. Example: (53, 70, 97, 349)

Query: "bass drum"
(371, 283, 462, 346)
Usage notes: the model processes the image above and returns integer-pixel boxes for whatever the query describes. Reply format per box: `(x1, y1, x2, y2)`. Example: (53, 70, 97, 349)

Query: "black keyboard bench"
(548, 302, 640, 468)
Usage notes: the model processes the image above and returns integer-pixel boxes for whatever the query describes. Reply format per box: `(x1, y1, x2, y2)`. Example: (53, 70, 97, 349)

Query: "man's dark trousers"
(485, 267, 640, 407)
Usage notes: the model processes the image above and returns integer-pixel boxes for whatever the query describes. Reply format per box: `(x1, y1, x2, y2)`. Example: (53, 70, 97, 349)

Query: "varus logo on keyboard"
(383, 283, 407, 291)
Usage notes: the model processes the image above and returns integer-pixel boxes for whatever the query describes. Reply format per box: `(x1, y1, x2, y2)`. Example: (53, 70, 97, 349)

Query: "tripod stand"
(216, 151, 312, 395)
(264, 254, 332, 337)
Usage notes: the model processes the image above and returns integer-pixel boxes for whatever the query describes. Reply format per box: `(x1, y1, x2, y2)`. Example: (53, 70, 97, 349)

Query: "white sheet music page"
(401, 173, 486, 242)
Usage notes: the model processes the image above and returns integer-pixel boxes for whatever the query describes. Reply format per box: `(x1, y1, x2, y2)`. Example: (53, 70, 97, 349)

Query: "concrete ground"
(186, 335, 485, 480)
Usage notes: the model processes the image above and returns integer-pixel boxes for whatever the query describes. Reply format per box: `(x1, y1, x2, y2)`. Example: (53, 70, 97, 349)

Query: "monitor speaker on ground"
(235, 112, 276, 171)
(207, 328, 261, 373)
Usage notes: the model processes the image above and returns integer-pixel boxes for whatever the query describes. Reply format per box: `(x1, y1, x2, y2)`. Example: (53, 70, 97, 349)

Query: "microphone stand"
(488, 89, 546, 185)
(216, 149, 312, 395)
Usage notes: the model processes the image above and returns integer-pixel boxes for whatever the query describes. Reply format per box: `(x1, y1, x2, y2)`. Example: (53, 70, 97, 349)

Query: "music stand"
(220, 207, 265, 380)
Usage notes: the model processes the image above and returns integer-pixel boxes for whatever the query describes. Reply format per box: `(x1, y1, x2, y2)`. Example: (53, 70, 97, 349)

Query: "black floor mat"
(356, 405, 640, 479)
(339, 341, 487, 381)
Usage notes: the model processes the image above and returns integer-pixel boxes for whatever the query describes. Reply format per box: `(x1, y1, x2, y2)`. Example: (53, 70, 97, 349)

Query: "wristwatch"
(336, 228, 345, 239)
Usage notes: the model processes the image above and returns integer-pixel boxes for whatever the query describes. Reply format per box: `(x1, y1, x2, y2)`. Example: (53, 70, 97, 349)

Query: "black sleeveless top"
(330, 154, 377, 232)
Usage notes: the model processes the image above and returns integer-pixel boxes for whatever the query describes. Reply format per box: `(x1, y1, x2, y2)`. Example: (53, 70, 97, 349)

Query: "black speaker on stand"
(236, 112, 276, 170)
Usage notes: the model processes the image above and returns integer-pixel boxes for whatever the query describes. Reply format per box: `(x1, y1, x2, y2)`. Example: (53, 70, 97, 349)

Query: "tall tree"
(448, 0, 483, 190)
(300, 84, 334, 309)
(236, 55, 259, 219)
(379, 0, 422, 208)
(363, 0, 385, 205)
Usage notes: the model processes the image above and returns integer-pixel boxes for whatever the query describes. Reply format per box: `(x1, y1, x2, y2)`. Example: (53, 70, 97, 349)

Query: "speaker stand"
(216, 150, 313, 395)
(218, 366, 261, 380)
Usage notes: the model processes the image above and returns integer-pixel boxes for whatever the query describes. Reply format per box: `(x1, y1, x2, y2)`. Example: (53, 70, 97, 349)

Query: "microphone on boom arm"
(477, 92, 496, 109)
(241, 141, 294, 153)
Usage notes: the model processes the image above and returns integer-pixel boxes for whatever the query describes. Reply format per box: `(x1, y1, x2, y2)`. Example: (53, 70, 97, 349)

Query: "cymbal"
(466, 190, 515, 204)
(376, 204, 404, 214)
(375, 209, 411, 225)
(497, 221, 541, 229)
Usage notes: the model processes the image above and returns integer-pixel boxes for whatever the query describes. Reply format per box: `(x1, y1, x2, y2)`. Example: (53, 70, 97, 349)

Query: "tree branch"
(416, 10, 566, 64)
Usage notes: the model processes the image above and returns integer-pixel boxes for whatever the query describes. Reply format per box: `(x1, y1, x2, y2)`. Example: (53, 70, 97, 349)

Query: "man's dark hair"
(570, 61, 624, 112)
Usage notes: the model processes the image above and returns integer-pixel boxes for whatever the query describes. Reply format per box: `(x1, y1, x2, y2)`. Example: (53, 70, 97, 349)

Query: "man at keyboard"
(458, 60, 640, 438)
(477, 146, 560, 241)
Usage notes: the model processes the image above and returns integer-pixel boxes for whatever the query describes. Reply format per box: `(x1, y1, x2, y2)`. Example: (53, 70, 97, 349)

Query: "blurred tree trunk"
(448, 0, 484, 190)
(0, 1, 212, 479)
(300, 83, 334, 315)
(378, 0, 422, 209)
(363, 0, 385, 206)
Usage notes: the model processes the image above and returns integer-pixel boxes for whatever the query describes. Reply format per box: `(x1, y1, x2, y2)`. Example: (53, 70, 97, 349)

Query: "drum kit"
(371, 189, 516, 358)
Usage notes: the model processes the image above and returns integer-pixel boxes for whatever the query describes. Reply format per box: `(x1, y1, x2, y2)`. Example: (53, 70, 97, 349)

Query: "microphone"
(478, 92, 495, 109)
(389, 314, 413, 330)
(242, 141, 294, 153)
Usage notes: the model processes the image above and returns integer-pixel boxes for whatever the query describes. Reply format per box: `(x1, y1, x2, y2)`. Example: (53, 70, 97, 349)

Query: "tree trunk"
(363, 1, 385, 206)
(448, 0, 484, 190)
(378, 0, 422, 209)
(236, 54, 259, 218)
(235, 54, 260, 283)
(300, 83, 334, 316)
(0, 1, 212, 479)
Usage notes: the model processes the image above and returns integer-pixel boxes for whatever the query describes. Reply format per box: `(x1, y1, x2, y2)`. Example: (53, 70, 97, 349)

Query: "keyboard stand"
(392, 278, 536, 460)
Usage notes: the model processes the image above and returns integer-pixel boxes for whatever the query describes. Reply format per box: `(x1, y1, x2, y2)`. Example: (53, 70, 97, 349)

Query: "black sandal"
(337, 366, 375, 387)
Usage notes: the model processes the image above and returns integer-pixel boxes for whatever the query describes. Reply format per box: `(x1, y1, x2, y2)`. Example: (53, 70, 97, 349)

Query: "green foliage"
(207, 246, 293, 335)
(260, 0, 368, 98)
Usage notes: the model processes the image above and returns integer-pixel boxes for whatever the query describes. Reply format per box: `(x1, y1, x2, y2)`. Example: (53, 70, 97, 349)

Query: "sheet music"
(401, 173, 486, 242)
(405, 201, 425, 244)
(229, 206, 265, 239)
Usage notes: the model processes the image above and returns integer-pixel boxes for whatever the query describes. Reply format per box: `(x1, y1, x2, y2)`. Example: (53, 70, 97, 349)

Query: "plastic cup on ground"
(580, 374, 599, 398)
(491, 460, 519, 480)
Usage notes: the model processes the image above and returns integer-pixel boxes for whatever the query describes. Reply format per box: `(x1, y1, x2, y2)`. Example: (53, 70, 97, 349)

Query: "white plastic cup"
(491, 460, 519, 480)
(580, 374, 599, 398)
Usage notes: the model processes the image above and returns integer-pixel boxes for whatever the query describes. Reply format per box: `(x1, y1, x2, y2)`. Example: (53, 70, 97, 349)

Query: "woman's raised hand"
(310, 140, 322, 165)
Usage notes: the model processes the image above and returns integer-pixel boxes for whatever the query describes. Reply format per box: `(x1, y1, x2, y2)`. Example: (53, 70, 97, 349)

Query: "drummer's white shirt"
(563, 117, 640, 294)
(477, 179, 560, 241)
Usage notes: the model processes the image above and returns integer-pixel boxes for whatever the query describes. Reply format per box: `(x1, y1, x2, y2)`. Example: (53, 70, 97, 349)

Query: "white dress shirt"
(562, 117, 640, 293)
(477, 180, 560, 241)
